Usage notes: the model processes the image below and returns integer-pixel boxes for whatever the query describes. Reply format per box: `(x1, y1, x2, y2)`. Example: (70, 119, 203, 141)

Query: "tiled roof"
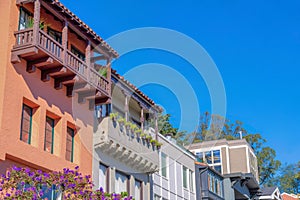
(112, 69, 162, 111)
(50, 0, 118, 58)
(282, 193, 299, 200)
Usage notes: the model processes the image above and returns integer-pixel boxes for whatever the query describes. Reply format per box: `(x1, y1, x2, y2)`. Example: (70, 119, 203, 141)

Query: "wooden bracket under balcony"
(27, 57, 53, 73)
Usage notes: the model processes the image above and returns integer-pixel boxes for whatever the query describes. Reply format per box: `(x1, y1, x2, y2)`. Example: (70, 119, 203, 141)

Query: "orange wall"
(0, 0, 94, 176)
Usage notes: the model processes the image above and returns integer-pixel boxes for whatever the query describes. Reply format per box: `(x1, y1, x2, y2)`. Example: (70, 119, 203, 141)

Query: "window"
(44, 117, 54, 154)
(18, 7, 32, 30)
(161, 152, 167, 178)
(208, 171, 223, 197)
(213, 150, 221, 163)
(115, 171, 128, 194)
(47, 27, 62, 44)
(198, 150, 222, 174)
(205, 151, 212, 164)
(71, 45, 85, 61)
(134, 179, 142, 200)
(189, 170, 194, 192)
(41, 185, 62, 200)
(20, 104, 32, 144)
(183, 166, 188, 189)
(196, 152, 204, 162)
(66, 127, 74, 162)
(99, 163, 109, 192)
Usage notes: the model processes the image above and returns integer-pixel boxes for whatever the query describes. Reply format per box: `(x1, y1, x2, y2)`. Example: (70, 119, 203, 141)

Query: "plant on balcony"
(150, 139, 156, 145)
(0, 166, 132, 200)
(130, 123, 138, 133)
(26, 17, 49, 30)
(140, 133, 147, 139)
(109, 112, 118, 121)
(98, 67, 107, 78)
(146, 135, 152, 142)
(135, 129, 142, 137)
(117, 117, 125, 126)
(155, 141, 163, 150)
(125, 121, 131, 129)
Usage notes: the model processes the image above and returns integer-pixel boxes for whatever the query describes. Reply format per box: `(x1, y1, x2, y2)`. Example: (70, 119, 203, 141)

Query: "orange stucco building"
(0, 0, 117, 175)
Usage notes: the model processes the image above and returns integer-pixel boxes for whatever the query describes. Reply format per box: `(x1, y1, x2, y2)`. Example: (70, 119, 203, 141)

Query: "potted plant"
(109, 112, 118, 121)
(150, 139, 156, 145)
(140, 133, 147, 139)
(135, 129, 142, 138)
(146, 135, 152, 143)
(130, 123, 138, 133)
(117, 117, 125, 126)
(155, 141, 163, 150)
(125, 121, 131, 129)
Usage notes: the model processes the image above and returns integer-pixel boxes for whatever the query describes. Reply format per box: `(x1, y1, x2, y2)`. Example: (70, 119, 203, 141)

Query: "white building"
(92, 70, 161, 200)
(152, 135, 196, 200)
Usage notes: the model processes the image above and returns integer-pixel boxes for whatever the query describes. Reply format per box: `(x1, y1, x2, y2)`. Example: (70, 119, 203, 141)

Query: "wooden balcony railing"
(13, 28, 110, 96)
(65, 49, 88, 79)
(14, 28, 34, 47)
(38, 30, 63, 62)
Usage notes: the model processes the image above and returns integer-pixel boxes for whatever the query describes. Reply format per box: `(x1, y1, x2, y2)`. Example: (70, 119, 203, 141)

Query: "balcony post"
(33, 0, 41, 46)
(86, 41, 91, 81)
(155, 112, 158, 140)
(124, 94, 129, 121)
(62, 21, 68, 64)
(106, 58, 112, 95)
(140, 108, 144, 131)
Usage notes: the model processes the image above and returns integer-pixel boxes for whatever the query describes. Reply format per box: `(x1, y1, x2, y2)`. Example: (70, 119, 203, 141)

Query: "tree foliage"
(149, 113, 178, 136)
(185, 112, 281, 185)
(0, 166, 131, 200)
(270, 161, 300, 194)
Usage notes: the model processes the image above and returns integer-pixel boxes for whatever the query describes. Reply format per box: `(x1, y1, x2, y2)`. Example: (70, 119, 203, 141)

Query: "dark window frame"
(66, 127, 75, 162)
(47, 27, 62, 44)
(18, 7, 33, 30)
(71, 45, 85, 61)
(44, 116, 55, 154)
(20, 104, 33, 144)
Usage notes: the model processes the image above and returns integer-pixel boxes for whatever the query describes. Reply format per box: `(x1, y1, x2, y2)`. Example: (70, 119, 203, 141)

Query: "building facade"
(92, 70, 161, 200)
(195, 162, 224, 200)
(0, 0, 116, 178)
(188, 139, 259, 182)
(152, 136, 196, 200)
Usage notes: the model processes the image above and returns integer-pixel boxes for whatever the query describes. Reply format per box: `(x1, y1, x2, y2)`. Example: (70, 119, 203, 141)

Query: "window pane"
(213, 150, 221, 164)
(205, 151, 212, 164)
(214, 165, 222, 174)
(115, 171, 128, 193)
(196, 152, 203, 163)
(183, 166, 188, 188)
(161, 153, 167, 178)
(189, 170, 193, 192)
(134, 179, 142, 200)
(44, 117, 54, 153)
(20, 104, 32, 144)
(66, 127, 74, 162)
(99, 163, 108, 192)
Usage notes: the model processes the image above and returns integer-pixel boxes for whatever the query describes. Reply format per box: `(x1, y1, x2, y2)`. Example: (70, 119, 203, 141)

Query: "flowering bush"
(0, 166, 132, 200)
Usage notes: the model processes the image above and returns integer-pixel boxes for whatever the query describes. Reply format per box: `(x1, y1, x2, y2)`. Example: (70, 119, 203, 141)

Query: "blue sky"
(60, 0, 300, 164)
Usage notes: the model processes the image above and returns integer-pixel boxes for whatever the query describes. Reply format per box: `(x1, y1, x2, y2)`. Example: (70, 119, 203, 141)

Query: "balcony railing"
(12, 28, 110, 97)
(94, 117, 159, 173)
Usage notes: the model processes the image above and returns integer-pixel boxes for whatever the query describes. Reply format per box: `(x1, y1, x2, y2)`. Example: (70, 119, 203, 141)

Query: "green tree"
(270, 161, 300, 194)
(186, 112, 281, 185)
(149, 113, 178, 136)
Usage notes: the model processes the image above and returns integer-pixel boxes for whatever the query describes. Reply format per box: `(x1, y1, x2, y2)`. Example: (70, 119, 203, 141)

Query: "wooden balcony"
(11, 28, 111, 107)
(94, 117, 159, 173)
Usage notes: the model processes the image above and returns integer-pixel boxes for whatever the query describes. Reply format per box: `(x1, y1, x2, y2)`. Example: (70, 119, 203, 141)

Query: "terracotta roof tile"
(112, 69, 162, 110)
(50, 0, 118, 58)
